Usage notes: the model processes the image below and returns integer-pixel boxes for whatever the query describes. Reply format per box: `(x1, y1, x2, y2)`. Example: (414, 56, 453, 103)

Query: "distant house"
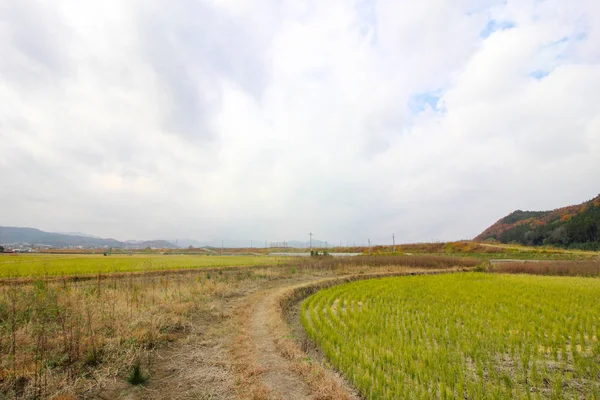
(13, 248, 33, 253)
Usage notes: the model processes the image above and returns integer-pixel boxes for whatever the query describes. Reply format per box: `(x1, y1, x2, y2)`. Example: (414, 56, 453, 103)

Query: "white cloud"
(1, 0, 599, 244)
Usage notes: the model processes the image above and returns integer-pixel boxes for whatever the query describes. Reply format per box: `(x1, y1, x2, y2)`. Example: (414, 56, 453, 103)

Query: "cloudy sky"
(1, 0, 599, 244)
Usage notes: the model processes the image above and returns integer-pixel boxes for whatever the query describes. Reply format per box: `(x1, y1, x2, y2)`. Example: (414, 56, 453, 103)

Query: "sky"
(1, 0, 599, 245)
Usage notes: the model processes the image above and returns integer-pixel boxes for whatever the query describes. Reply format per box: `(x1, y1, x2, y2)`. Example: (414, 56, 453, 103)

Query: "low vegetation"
(302, 273, 600, 399)
(0, 268, 274, 398)
(363, 241, 597, 260)
(301, 254, 479, 270)
(491, 260, 600, 276)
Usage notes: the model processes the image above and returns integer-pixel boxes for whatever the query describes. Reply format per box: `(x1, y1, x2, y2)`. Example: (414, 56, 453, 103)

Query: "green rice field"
(302, 273, 600, 399)
(0, 253, 287, 278)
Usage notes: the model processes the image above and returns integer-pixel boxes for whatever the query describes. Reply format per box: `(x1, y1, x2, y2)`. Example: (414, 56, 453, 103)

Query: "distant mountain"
(475, 195, 600, 250)
(176, 239, 208, 248)
(0, 226, 123, 248)
(0, 225, 335, 250)
(0, 226, 179, 249)
(57, 232, 101, 239)
(124, 240, 178, 249)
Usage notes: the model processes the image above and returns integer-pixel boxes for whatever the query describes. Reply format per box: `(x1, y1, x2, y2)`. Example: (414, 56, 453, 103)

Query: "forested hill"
(474, 195, 600, 250)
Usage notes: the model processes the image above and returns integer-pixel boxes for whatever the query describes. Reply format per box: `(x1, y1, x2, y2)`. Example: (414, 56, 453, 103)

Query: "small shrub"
(84, 348, 102, 367)
(474, 262, 489, 272)
(127, 360, 148, 385)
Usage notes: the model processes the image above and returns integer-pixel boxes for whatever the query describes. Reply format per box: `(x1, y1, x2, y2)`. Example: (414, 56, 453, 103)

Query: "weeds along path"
(233, 269, 460, 400)
(88, 273, 266, 400)
(90, 303, 239, 400)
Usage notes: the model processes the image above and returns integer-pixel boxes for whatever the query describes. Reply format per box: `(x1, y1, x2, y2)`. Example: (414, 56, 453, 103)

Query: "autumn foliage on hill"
(475, 195, 600, 250)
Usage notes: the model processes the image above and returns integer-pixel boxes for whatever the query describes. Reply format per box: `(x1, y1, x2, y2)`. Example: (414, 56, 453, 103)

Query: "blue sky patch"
(409, 91, 442, 114)
(480, 20, 516, 38)
(529, 70, 549, 80)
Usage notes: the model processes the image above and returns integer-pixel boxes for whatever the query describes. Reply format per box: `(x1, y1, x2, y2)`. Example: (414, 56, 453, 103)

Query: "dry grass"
(0, 269, 268, 399)
(296, 254, 478, 270)
(491, 260, 600, 276)
(230, 290, 277, 400)
(363, 241, 501, 254)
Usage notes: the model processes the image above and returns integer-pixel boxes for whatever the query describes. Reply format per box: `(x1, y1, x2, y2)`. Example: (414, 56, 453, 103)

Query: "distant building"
(13, 248, 33, 253)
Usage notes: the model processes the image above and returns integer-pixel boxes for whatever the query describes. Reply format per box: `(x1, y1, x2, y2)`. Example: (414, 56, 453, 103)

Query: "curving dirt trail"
(250, 287, 314, 399)
(230, 274, 360, 400)
(91, 268, 459, 399)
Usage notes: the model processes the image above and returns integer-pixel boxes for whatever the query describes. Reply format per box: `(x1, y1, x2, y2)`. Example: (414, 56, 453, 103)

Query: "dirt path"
(236, 269, 462, 399)
(90, 268, 459, 400)
(88, 274, 328, 400)
(250, 287, 313, 399)
(232, 275, 367, 400)
(88, 284, 257, 400)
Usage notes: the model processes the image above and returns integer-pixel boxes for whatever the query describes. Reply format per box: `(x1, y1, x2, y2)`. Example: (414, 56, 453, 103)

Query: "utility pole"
(309, 232, 313, 251)
(392, 233, 396, 253)
(221, 240, 223, 256)
(368, 239, 371, 256)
